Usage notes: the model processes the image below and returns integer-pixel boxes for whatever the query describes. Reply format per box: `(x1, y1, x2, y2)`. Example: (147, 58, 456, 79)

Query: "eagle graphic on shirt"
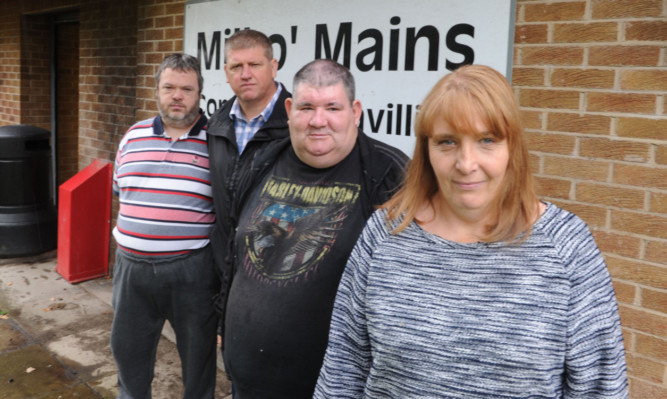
(241, 175, 360, 284)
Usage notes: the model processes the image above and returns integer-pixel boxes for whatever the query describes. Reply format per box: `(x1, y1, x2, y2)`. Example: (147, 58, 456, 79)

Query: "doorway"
(52, 13, 80, 190)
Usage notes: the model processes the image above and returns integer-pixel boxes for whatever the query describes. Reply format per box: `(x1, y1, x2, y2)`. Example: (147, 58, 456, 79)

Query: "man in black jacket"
(206, 29, 291, 324)
(222, 59, 408, 398)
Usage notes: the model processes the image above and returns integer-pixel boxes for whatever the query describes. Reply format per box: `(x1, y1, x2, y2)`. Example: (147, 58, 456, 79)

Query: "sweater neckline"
(410, 201, 554, 248)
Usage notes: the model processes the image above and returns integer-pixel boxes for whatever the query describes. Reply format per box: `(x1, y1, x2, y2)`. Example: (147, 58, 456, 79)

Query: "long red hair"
(383, 64, 539, 242)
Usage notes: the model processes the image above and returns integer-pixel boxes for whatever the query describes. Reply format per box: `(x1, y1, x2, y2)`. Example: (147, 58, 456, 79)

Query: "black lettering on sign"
(360, 103, 415, 137)
(314, 18, 475, 72)
(446, 23, 475, 71)
(198, 31, 221, 70)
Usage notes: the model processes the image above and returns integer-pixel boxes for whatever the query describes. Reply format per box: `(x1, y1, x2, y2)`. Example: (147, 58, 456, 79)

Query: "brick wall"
(0, 3, 21, 125)
(77, 0, 140, 265)
(78, 0, 139, 170)
(515, 0, 666, 396)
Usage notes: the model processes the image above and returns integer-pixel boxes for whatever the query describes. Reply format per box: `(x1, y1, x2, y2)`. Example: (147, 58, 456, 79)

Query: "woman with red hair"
(314, 64, 628, 398)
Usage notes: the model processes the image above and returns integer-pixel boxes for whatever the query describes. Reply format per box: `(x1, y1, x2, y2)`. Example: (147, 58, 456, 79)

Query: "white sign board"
(184, 0, 516, 156)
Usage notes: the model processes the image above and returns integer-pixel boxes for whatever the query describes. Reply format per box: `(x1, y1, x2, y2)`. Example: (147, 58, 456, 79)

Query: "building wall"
(0, 0, 664, 395)
(0, 3, 22, 125)
(78, 0, 138, 171)
(513, 1, 666, 397)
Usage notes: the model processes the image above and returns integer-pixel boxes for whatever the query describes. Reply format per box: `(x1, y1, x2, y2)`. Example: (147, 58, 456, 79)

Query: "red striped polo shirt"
(112, 114, 214, 256)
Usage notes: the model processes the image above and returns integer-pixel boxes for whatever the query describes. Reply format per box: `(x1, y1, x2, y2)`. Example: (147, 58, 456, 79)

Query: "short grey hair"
(292, 59, 355, 104)
(155, 53, 203, 94)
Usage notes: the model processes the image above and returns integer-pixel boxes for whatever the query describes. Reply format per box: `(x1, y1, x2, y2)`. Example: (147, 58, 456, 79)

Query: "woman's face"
(428, 116, 509, 218)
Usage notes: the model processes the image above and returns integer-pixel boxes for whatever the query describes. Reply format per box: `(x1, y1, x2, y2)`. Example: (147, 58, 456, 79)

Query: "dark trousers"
(110, 246, 220, 399)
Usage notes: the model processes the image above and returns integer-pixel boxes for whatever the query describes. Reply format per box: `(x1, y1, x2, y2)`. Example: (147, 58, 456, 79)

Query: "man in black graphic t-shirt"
(221, 59, 408, 398)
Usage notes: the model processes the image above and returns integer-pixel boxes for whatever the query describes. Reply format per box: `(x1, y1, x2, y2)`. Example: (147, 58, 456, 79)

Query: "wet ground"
(0, 317, 108, 398)
(0, 251, 232, 399)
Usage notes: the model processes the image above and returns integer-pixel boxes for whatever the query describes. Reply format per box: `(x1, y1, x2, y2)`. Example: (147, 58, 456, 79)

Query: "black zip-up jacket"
(206, 83, 291, 317)
(208, 83, 409, 336)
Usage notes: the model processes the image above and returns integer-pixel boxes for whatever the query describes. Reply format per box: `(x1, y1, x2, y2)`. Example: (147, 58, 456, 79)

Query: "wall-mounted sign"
(185, 0, 516, 156)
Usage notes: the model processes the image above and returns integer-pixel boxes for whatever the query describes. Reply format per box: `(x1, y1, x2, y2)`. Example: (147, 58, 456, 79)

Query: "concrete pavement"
(0, 250, 232, 399)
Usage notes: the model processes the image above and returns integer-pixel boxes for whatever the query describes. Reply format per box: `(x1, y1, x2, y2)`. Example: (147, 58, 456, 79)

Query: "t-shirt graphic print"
(242, 175, 361, 284)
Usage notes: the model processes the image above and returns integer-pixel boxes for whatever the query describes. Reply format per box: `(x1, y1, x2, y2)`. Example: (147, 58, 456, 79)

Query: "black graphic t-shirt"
(224, 145, 366, 399)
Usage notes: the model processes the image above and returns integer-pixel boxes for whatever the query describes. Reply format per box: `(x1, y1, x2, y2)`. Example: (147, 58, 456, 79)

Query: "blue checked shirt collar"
(230, 82, 282, 154)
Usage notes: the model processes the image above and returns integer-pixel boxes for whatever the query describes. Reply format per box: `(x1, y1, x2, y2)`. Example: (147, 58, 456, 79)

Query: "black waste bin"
(0, 125, 57, 257)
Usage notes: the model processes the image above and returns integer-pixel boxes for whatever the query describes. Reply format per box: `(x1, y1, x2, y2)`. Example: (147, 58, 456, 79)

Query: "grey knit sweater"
(314, 203, 628, 398)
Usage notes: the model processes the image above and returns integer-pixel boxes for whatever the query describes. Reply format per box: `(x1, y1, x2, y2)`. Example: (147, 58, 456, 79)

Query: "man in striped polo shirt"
(110, 54, 219, 399)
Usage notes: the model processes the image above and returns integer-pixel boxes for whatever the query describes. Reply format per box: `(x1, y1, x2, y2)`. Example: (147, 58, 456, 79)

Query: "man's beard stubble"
(159, 102, 199, 129)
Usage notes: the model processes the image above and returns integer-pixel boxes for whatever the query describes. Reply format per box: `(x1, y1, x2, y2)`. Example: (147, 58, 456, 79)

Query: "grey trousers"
(110, 246, 220, 399)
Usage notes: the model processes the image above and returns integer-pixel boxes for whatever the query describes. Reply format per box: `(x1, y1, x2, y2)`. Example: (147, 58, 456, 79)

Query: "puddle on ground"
(0, 320, 104, 399)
